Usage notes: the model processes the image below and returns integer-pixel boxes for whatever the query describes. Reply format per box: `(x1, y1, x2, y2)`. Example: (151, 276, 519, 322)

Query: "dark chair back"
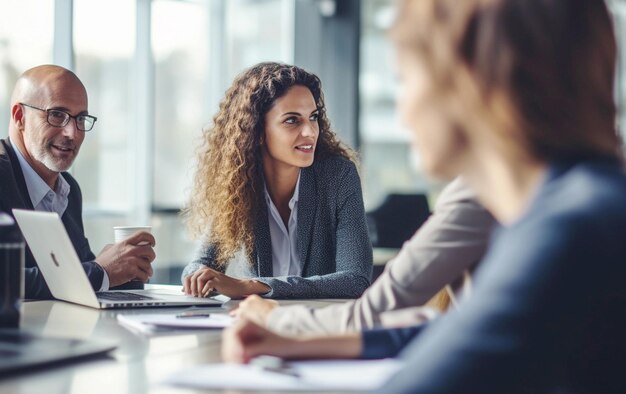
(366, 193, 430, 248)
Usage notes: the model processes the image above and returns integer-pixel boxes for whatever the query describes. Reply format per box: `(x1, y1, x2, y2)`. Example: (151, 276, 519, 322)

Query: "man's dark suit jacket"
(0, 138, 103, 299)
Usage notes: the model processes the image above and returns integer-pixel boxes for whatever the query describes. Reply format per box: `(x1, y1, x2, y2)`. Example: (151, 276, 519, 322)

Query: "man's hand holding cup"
(96, 226, 156, 287)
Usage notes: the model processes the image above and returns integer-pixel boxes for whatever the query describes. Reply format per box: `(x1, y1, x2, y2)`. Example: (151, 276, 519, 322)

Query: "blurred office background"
(1, 0, 625, 283)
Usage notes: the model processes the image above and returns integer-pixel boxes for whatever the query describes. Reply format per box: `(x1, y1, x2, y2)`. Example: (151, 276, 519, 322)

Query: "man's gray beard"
(30, 141, 73, 173)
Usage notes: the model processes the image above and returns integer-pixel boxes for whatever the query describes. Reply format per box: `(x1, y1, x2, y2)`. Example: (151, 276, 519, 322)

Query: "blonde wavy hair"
(184, 62, 356, 267)
(391, 0, 621, 163)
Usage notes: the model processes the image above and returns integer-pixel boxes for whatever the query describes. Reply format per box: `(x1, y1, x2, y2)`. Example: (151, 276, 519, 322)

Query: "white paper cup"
(113, 226, 152, 245)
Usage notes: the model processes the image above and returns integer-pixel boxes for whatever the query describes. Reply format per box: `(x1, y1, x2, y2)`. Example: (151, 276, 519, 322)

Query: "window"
(359, 0, 430, 209)
(153, 0, 209, 209)
(225, 0, 287, 82)
(0, 1, 54, 138)
(72, 0, 136, 257)
(73, 0, 135, 212)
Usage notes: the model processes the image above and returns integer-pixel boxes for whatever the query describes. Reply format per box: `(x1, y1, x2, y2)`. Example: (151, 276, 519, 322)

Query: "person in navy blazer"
(182, 63, 372, 299)
(221, 0, 626, 392)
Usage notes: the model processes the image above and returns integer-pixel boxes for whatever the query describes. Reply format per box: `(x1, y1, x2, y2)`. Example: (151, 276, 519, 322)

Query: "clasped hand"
(183, 266, 271, 299)
(95, 231, 156, 287)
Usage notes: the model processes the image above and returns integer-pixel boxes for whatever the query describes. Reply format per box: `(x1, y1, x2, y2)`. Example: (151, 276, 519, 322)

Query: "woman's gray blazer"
(181, 156, 373, 299)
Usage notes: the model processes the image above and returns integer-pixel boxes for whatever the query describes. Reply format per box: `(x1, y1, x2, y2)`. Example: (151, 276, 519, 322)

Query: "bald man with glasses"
(0, 64, 156, 299)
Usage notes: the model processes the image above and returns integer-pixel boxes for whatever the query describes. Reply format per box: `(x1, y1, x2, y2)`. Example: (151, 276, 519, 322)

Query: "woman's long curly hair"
(184, 62, 356, 267)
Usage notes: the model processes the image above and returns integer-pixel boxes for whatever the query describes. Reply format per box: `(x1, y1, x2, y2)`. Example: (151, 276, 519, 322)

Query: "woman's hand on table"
(222, 318, 363, 363)
(222, 319, 297, 363)
(230, 295, 279, 326)
(183, 267, 270, 299)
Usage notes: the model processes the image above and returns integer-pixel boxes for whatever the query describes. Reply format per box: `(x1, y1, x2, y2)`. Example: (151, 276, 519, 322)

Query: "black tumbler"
(0, 212, 24, 328)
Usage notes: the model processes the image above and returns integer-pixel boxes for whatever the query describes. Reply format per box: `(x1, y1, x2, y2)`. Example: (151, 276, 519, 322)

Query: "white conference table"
(0, 285, 351, 394)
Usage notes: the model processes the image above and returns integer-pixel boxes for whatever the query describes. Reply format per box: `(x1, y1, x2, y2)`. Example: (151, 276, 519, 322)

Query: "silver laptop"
(13, 209, 224, 309)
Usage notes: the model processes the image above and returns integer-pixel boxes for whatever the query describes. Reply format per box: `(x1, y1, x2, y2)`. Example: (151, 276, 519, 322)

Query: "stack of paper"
(163, 359, 404, 391)
(117, 313, 233, 334)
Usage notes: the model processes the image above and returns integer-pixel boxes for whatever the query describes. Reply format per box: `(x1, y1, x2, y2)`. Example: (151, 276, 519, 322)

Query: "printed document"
(163, 359, 403, 391)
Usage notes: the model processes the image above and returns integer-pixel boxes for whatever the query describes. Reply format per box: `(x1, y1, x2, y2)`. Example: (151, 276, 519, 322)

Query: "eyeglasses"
(20, 103, 97, 132)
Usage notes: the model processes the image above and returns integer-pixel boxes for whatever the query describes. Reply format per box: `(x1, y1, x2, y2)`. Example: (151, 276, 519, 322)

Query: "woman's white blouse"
(264, 171, 302, 277)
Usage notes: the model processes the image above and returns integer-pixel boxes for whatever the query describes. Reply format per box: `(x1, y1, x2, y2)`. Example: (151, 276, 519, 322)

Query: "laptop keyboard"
(96, 291, 155, 301)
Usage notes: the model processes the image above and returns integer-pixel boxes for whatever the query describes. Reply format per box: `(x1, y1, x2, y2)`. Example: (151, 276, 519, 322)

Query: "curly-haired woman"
(181, 62, 372, 300)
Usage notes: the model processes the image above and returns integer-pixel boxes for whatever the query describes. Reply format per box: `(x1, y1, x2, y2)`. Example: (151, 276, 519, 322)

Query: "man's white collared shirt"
(13, 144, 70, 217)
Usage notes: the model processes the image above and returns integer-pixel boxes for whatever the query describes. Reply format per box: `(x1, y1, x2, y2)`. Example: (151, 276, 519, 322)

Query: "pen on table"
(250, 355, 300, 378)
(176, 312, 212, 318)
(260, 366, 301, 378)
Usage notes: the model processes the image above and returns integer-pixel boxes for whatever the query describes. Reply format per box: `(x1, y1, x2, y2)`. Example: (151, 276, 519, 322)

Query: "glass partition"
(359, 0, 432, 210)
(0, 1, 54, 139)
(73, 0, 136, 250)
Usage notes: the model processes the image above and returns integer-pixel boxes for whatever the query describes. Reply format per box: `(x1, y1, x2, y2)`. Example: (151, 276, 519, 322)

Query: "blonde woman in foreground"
(223, 0, 626, 392)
